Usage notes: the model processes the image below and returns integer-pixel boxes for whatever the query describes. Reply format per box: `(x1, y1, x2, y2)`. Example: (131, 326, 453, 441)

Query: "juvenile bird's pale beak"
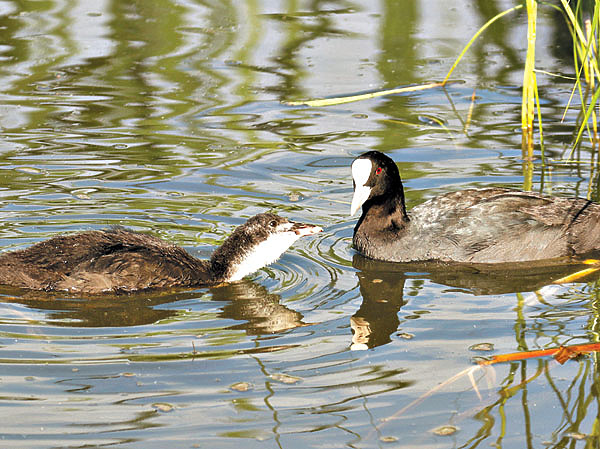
(290, 222, 322, 236)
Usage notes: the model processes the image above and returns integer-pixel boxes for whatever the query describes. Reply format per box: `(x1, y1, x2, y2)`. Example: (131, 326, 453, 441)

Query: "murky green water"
(1, 0, 600, 447)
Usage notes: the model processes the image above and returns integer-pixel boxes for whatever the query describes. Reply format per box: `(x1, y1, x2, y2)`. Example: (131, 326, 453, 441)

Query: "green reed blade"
(283, 82, 445, 107)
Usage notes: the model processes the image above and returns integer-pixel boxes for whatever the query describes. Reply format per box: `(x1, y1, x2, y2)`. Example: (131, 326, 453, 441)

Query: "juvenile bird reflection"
(0, 279, 305, 334)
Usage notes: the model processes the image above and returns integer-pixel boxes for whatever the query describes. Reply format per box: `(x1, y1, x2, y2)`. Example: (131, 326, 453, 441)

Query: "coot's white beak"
(350, 158, 373, 216)
(350, 185, 371, 216)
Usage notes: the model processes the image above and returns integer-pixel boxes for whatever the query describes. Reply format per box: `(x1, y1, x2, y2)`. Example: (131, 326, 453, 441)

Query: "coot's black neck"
(355, 190, 409, 234)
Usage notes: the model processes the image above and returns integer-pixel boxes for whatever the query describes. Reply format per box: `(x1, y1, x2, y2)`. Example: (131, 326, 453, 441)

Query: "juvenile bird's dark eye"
(375, 167, 382, 175)
(269, 220, 277, 227)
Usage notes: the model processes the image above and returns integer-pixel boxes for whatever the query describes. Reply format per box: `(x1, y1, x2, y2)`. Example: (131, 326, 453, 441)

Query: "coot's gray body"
(351, 151, 600, 263)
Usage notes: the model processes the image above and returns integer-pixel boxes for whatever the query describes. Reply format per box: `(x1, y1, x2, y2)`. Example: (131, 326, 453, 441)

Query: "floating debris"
(472, 356, 490, 364)
(288, 192, 304, 202)
(152, 403, 174, 413)
(230, 382, 253, 392)
(71, 188, 96, 200)
(432, 425, 458, 436)
(269, 373, 302, 384)
(397, 332, 414, 340)
(379, 436, 398, 443)
(566, 432, 587, 440)
(469, 342, 494, 352)
(16, 167, 42, 174)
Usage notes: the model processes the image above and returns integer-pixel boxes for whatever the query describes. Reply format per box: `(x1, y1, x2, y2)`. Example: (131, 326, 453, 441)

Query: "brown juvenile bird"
(0, 213, 321, 294)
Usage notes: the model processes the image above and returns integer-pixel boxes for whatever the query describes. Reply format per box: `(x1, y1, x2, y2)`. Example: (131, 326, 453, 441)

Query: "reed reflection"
(461, 356, 600, 449)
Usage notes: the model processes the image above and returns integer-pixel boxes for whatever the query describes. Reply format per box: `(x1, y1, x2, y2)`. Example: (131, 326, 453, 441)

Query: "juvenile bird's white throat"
(228, 222, 321, 281)
(351, 158, 373, 216)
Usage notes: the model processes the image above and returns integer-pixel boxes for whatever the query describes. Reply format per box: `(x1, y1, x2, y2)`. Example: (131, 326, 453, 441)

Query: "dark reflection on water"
(0, 287, 181, 327)
(355, 254, 600, 295)
(0, 280, 305, 333)
(215, 281, 306, 334)
(352, 254, 600, 349)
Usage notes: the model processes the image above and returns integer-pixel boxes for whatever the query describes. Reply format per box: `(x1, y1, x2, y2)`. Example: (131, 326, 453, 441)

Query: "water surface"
(1, 1, 600, 448)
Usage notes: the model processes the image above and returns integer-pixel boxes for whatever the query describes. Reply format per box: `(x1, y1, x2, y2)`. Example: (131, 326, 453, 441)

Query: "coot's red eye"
(375, 167, 382, 175)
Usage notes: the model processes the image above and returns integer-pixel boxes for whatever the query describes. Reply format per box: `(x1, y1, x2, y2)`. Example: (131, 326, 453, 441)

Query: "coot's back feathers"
(351, 151, 600, 263)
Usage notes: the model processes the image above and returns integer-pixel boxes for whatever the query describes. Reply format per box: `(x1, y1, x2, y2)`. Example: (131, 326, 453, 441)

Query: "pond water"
(1, 0, 600, 448)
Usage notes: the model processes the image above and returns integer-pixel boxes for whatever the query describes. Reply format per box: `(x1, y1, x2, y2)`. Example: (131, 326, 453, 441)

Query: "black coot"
(350, 151, 600, 263)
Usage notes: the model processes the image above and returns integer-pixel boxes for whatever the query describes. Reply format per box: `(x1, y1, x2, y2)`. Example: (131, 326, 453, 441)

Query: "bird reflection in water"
(350, 254, 600, 350)
(213, 281, 305, 334)
(0, 279, 305, 334)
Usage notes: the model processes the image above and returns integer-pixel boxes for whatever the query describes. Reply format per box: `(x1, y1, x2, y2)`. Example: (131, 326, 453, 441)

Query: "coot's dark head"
(350, 151, 406, 216)
(211, 212, 322, 282)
